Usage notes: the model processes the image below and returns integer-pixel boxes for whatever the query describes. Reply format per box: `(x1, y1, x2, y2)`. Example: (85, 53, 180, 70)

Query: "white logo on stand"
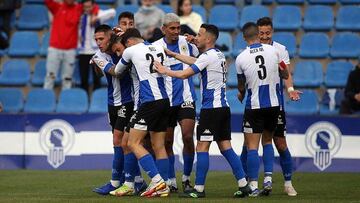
(305, 121, 341, 171)
(39, 120, 75, 168)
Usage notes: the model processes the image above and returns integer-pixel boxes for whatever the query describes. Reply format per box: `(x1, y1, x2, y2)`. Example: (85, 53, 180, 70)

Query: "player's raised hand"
(154, 61, 167, 75)
(164, 48, 176, 58)
(112, 27, 124, 36)
(288, 89, 302, 101)
(184, 34, 196, 44)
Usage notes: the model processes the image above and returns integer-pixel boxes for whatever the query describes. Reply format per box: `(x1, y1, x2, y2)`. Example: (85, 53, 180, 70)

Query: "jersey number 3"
(146, 53, 164, 73)
(255, 55, 267, 80)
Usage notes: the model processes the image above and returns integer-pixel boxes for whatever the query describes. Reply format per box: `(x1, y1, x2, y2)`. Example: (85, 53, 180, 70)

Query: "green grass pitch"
(0, 170, 359, 203)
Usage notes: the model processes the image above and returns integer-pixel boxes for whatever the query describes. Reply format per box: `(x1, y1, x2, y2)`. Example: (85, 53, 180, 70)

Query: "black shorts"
(274, 110, 286, 137)
(108, 102, 134, 132)
(196, 107, 231, 142)
(242, 107, 280, 134)
(168, 101, 196, 128)
(129, 99, 170, 132)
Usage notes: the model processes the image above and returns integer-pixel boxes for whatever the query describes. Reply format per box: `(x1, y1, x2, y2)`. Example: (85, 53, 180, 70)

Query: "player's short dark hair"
(257, 17, 273, 28)
(120, 28, 142, 45)
(94, 24, 112, 34)
(118, 11, 134, 23)
(109, 34, 122, 48)
(242, 22, 259, 40)
(200, 24, 219, 40)
(82, 0, 94, 3)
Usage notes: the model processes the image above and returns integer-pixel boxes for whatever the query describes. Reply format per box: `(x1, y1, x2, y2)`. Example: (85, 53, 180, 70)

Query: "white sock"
(284, 180, 292, 187)
(134, 176, 143, 183)
(124, 181, 134, 189)
(249, 181, 258, 191)
(238, 178, 247, 188)
(170, 178, 177, 187)
(194, 185, 204, 192)
(182, 175, 190, 182)
(110, 180, 120, 187)
(151, 174, 162, 183)
(264, 176, 272, 183)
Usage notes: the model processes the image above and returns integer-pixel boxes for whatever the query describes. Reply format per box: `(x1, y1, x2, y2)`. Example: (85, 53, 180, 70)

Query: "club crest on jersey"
(39, 119, 75, 169)
(180, 45, 188, 54)
(305, 121, 342, 171)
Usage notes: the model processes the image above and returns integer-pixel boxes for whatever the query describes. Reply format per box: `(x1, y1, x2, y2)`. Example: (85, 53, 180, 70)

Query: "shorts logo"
(181, 101, 194, 109)
(277, 115, 284, 125)
(118, 106, 126, 118)
(39, 120, 75, 169)
(305, 121, 341, 171)
(200, 129, 213, 141)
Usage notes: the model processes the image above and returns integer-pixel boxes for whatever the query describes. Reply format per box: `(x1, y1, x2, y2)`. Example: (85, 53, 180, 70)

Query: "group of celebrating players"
(90, 11, 301, 198)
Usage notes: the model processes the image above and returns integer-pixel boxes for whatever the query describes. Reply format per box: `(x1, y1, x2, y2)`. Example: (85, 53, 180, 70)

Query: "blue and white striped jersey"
(115, 42, 168, 104)
(272, 41, 290, 110)
(129, 65, 141, 111)
(190, 48, 229, 109)
(235, 43, 281, 110)
(92, 50, 133, 106)
(153, 36, 198, 107)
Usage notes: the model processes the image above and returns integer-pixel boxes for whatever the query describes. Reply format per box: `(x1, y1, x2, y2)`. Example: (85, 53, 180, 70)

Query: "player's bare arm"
(164, 48, 197, 65)
(278, 61, 289, 80)
(237, 73, 246, 103)
(283, 67, 302, 101)
(154, 61, 195, 79)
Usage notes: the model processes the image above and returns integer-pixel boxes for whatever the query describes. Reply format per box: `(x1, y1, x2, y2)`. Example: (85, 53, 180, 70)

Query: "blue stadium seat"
(330, 32, 360, 58)
(0, 60, 30, 86)
(209, 5, 239, 31)
(319, 89, 343, 115)
(335, 6, 360, 31)
(0, 49, 7, 57)
(303, 6, 333, 31)
(227, 62, 237, 87)
(239, 5, 270, 29)
(17, 5, 48, 30)
(307, 0, 337, 4)
(56, 88, 89, 113)
(273, 6, 302, 31)
(39, 31, 49, 57)
(192, 5, 207, 22)
(158, 5, 174, 13)
(24, 89, 56, 113)
(299, 33, 329, 58)
(8, 31, 39, 57)
(0, 88, 23, 113)
(324, 61, 353, 88)
(216, 32, 233, 57)
(277, 0, 304, 4)
(339, 0, 360, 4)
(232, 33, 247, 57)
(113, 5, 139, 26)
(293, 61, 323, 88)
(286, 89, 319, 115)
(272, 32, 297, 58)
(227, 89, 245, 114)
(89, 88, 107, 113)
(31, 59, 61, 86)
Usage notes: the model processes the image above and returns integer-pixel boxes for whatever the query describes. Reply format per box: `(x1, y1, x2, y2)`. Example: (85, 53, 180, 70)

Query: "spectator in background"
(78, 0, 115, 94)
(135, 0, 164, 42)
(0, 0, 21, 37)
(0, 102, 3, 113)
(43, 0, 98, 90)
(340, 63, 360, 115)
(177, 0, 203, 36)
